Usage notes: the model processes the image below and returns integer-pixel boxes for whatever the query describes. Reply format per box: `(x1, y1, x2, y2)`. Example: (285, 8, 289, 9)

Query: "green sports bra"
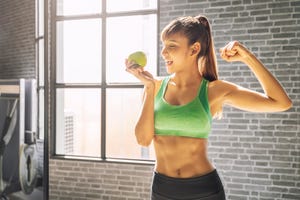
(154, 76, 212, 138)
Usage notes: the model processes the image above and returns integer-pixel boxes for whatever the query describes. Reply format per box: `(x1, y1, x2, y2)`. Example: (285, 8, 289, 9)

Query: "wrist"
(144, 81, 155, 90)
(144, 85, 155, 94)
(242, 51, 256, 65)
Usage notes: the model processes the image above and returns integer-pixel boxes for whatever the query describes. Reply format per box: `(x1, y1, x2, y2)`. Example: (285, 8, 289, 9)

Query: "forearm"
(135, 87, 155, 146)
(243, 53, 292, 108)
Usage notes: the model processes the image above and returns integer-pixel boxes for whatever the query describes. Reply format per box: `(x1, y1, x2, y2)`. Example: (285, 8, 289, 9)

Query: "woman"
(125, 15, 292, 200)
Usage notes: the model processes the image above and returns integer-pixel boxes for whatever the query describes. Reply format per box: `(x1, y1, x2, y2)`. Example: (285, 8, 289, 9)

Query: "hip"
(151, 169, 226, 200)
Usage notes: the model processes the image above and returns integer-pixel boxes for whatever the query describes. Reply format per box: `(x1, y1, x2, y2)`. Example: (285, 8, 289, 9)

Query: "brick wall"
(158, 1, 300, 200)
(0, 0, 299, 200)
(49, 159, 153, 200)
(0, 0, 36, 79)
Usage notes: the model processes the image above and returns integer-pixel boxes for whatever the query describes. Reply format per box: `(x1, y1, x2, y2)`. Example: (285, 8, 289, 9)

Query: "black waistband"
(152, 170, 225, 199)
(154, 169, 218, 183)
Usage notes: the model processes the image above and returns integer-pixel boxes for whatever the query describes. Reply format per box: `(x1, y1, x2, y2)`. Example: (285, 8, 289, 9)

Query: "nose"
(161, 46, 167, 58)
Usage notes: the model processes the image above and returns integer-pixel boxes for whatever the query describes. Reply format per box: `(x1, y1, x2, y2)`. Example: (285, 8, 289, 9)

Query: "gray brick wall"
(49, 159, 153, 200)
(0, 0, 299, 200)
(0, 0, 36, 79)
(158, 1, 300, 200)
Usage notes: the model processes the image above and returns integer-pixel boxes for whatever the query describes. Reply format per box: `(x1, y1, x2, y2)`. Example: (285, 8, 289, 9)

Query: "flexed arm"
(125, 60, 156, 146)
(218, 41, 292, 112)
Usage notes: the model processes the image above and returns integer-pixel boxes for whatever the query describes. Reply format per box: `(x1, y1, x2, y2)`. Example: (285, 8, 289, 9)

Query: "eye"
(167, 45, 176, 50)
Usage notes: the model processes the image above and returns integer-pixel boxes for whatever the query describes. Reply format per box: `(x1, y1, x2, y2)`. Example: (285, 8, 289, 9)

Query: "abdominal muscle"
(153, 135, 215, 178)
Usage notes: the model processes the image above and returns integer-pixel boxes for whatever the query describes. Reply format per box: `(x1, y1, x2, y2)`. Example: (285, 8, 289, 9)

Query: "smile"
(166, 61, 173, 65)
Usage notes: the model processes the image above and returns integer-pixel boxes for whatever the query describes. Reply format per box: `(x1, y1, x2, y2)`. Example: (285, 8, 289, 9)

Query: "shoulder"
(207, 79, 240, 103)
(208, 79, 238, 92)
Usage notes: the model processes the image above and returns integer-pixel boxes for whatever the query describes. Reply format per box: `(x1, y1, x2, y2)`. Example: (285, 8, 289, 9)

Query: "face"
(161, 33, 195, 74)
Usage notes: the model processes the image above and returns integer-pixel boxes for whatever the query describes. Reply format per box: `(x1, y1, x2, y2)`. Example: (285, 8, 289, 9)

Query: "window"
(52, 0, 158, 161)
(37, 0, 44, 140)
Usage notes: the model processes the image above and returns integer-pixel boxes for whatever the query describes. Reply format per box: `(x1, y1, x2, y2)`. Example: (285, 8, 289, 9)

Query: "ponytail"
(194, 15, 218, 82)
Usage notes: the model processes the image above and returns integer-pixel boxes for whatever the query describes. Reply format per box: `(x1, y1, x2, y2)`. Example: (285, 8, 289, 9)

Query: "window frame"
(48, 0, 160, 164)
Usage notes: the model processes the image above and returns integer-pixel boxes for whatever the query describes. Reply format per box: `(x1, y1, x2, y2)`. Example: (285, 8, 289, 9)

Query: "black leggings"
(151, 170, 226, 200)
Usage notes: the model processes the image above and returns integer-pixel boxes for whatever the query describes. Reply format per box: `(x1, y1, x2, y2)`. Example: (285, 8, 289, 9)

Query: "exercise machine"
(0, 79, 40, 200)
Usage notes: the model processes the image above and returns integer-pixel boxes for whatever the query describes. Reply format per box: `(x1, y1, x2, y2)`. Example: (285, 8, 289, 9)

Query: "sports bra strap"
(156, 76, 170, 99)
(198, 79, 210, 117)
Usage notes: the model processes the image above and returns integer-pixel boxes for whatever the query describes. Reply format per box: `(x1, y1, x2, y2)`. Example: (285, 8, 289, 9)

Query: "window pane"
(56, 19, 102, 83)
(38, 0, 44, 36)
(57, 0, 101, 16)
(106, 88, 155, 160)
(56, 88, 101, 157)
(106, 15, 157, 83)
(38, 39, 44, 86)
(107, 0, 157, 12)
(39, 89, 44, 139)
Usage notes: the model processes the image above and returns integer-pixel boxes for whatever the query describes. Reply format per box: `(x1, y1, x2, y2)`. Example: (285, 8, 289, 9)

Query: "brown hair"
(161, 15, 218, 82)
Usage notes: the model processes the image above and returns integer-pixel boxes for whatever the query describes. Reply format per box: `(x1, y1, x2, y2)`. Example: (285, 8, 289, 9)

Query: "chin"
(166, 70, 172, 74)
(166, 66, 174, 74)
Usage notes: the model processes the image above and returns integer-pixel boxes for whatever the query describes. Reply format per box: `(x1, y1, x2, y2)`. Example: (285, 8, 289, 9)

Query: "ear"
(191, 42, 201, 56)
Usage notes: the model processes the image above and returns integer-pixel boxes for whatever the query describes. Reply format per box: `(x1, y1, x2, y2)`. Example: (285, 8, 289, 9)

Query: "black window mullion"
(52, 0, 57, 157)
(44, 0, 50, 199)
(101, 0, 107, 160)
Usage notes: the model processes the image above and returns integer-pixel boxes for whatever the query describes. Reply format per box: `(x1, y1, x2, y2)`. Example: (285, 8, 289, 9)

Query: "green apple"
(127, 51, 147, 68)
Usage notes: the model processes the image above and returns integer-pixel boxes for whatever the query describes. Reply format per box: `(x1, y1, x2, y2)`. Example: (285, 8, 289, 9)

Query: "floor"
(6, 187, 43, 200)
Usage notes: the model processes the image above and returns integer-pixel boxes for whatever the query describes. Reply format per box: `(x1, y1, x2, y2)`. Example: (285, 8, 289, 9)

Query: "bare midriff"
(153, 135, 215, 178)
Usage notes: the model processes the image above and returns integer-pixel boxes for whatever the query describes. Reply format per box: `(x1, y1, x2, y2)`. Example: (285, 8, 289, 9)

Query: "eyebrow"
(164, 39, 179, 44)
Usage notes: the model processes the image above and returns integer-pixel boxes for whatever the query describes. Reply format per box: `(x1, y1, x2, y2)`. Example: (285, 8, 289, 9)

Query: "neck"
(171, 64, 202, 87)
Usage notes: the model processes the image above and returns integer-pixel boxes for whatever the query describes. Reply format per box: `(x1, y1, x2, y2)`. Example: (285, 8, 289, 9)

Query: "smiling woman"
(1, 0, 298, 199)
(125, 14, 292, 200)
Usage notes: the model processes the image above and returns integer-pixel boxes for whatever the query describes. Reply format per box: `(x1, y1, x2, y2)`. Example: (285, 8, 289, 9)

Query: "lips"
(166, 61, 173, 65)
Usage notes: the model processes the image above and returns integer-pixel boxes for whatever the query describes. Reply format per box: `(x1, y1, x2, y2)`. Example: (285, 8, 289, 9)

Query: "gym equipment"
(0, 79, 40, 199)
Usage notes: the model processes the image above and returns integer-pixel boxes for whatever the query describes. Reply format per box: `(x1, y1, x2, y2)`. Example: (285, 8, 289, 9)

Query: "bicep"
(222, 82, 284, 112)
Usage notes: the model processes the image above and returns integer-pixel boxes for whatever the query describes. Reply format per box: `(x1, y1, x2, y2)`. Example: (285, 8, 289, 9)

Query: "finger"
(125, 59, 134, 69)
(220, 42, 233, 57)
(226, 49, 237, 56)
(129, 63, 141, 69)
(126, 67, 143, 77)
(142, 71, 154, 79)
(219, 47, 226, 58)
(219, 51, 229, 61)
(125, 58, 133, 67)
(234, 43, 248, 55)
(136, 67, 144, 73)
(222, 41, 237, 52)
(226, 42, 239, 56)
(221, 55, 230, 62)
(228, 41, 236, 50)
(220, 46, 230, 57)
(125, 58, 136, 67)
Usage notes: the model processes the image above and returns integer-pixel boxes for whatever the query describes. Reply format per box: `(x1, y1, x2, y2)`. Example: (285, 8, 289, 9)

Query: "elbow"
(135, 128, 153, 147)
(283, 99, 293, 111)
(136, 138, 152, 147)
(277, 98, 293, 112)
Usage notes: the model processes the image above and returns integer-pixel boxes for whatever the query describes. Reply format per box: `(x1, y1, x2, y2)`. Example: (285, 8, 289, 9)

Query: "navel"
(176, 169, 181, 176)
